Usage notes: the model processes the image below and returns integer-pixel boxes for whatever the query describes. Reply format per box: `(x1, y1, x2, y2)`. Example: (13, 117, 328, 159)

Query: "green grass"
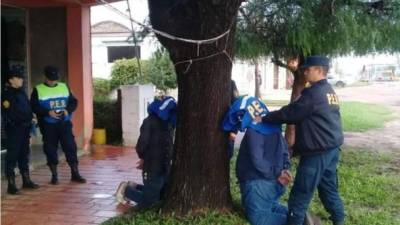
(289, 150, 400, 225)
(340, 102, 396, 132)
(263, 100, 396, 132)
(103, 150, 400, 225)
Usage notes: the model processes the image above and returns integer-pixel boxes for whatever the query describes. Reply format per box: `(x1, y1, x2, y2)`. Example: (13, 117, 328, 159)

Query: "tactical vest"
(36, 82, 72, 123)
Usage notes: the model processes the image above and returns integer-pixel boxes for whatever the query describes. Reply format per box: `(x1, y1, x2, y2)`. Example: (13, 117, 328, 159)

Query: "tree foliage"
(236, 0, 400, 60)
(110, 58, 150, 90)
(147, 48, 177, 92)
(93, 78, 112, 100)
(109, 50, 177, 92)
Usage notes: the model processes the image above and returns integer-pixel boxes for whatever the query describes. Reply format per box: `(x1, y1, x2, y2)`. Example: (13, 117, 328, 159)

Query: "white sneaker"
(127, 181, 138, 189)
(115, 182, 128, 204)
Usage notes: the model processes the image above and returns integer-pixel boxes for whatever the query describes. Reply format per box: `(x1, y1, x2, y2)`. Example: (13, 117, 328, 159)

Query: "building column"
(66, 5, 93, 151)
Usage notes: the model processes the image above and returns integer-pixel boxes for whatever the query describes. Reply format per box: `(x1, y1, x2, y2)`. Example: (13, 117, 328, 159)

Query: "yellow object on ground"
(92, 128, 106, 145)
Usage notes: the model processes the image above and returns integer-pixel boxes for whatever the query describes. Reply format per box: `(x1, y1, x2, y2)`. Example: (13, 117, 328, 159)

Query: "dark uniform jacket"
(1, 86, 33, 127)
(136, 114, 174, 176)
(263, 79, 343, 156)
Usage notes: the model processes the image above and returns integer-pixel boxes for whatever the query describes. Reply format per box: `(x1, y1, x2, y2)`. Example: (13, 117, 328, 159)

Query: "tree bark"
(284, 56, 306, 153)
(148, 0, 243, 215)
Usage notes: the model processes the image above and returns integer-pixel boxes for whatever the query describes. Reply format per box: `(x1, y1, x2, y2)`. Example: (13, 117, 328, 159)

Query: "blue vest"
(222, 96, 281, 135)
(36, 83, 72, 123)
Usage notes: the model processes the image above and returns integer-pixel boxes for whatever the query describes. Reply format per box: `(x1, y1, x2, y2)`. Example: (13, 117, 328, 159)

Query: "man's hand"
(136, 159, 144, 170)
(278, 170, 293, 186)
(253, 115, 262, 123)
(229, 132, 237, 141)
(63, 109, 69, 116)
(49, 110, 61, 119)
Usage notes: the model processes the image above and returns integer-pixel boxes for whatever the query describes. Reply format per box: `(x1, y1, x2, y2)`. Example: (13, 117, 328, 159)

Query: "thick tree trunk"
(254, 60, 261, 98)
(148, 0, 242, 215)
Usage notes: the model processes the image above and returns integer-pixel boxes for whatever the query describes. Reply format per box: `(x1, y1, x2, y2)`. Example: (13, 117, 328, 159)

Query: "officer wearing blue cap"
(1, 65, 39, 194)
(30, 66, 86, 184)
(255, 55, 345, 225)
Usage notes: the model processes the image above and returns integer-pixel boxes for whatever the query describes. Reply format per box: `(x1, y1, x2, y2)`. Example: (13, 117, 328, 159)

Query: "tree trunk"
(254, 60, 261, 98)
(148, 0, 243, 215)
(284, 56, 306, 153)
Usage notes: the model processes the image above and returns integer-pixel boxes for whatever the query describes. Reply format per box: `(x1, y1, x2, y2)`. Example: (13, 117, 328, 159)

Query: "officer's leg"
(60, 121, 85, 183)
(41, 123, 60, 184)
(5, 127, 22, 194)
(287, 155, 324, 225)
(18, 126, 39, 189)
(317, 149, 345, 225)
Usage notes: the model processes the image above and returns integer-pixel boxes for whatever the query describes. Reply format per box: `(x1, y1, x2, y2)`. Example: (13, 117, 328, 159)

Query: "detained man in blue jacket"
(223, 97, 292, 225)
(115, 96, 176, 209)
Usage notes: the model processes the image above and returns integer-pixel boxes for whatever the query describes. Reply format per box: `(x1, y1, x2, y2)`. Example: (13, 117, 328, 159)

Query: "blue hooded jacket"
(147, 96, 177, 126)
(222, 96, 281, 135)
(236, 128, 290, 183)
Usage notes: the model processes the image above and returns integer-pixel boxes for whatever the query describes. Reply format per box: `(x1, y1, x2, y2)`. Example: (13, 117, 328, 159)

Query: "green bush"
(93, 98, 122, 145)
(110, 49, 177, 93)
(93, 78, 112, 99)
(147, 48, 177, 92)
(110, 59, 151, 90)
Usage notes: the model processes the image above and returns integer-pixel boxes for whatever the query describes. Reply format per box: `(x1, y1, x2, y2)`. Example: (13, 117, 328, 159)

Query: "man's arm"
(262, 92, 314, 124)
(135, 117, 152, 159)
(65, 88, 78, 114)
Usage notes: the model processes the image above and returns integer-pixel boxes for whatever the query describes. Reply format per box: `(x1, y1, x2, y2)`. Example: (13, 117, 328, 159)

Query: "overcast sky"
(91, 0, 149, 29)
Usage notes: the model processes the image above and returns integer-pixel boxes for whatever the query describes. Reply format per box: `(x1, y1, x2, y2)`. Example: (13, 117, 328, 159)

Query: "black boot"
(21, 171, 40, 189)
(70, 164, 86, 183)
(48, 164, 59, 185)
(7, 175, 21, 195)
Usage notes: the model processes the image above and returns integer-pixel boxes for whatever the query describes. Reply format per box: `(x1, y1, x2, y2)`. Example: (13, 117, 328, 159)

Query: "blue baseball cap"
(44, 66, 60, 81)
(300, 55, 330, 69)
(8, 65, 25, 79)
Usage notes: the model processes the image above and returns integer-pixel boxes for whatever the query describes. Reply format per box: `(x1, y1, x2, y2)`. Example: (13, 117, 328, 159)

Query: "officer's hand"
(229, 132, 237, 141)
(278, 170, 293, 186)
(136, 159, 144, 170)
(49, 110, 61, 119)
(253, 116, 262, 123)
(63, 109, 69, 116)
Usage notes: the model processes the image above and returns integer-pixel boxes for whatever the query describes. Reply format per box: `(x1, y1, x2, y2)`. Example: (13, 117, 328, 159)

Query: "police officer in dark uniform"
(30, 66, 86, 185)
(255, 56, 345, 225)
(1, 65, 39, 195)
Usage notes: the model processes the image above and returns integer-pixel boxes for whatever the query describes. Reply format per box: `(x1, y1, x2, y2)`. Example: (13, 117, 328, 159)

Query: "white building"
(91, 20, 158, 79)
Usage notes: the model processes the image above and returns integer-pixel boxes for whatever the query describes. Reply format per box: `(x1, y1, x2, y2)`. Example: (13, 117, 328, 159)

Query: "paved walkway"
(1, 145, 141, 225)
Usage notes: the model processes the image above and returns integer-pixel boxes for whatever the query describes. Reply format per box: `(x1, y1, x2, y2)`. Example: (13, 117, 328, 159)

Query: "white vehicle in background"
(327, 73, 358, 88)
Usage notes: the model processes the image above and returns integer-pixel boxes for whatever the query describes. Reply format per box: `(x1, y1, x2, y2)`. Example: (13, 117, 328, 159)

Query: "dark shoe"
(21, 171, 40, 189)
(70, 165, 86, 183)
(7, 175, 21, 195)
(48, 164, 59, 185)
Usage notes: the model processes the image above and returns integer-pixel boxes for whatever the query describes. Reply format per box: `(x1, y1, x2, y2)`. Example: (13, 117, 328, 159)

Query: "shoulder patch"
(2, 100, 10, 109)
